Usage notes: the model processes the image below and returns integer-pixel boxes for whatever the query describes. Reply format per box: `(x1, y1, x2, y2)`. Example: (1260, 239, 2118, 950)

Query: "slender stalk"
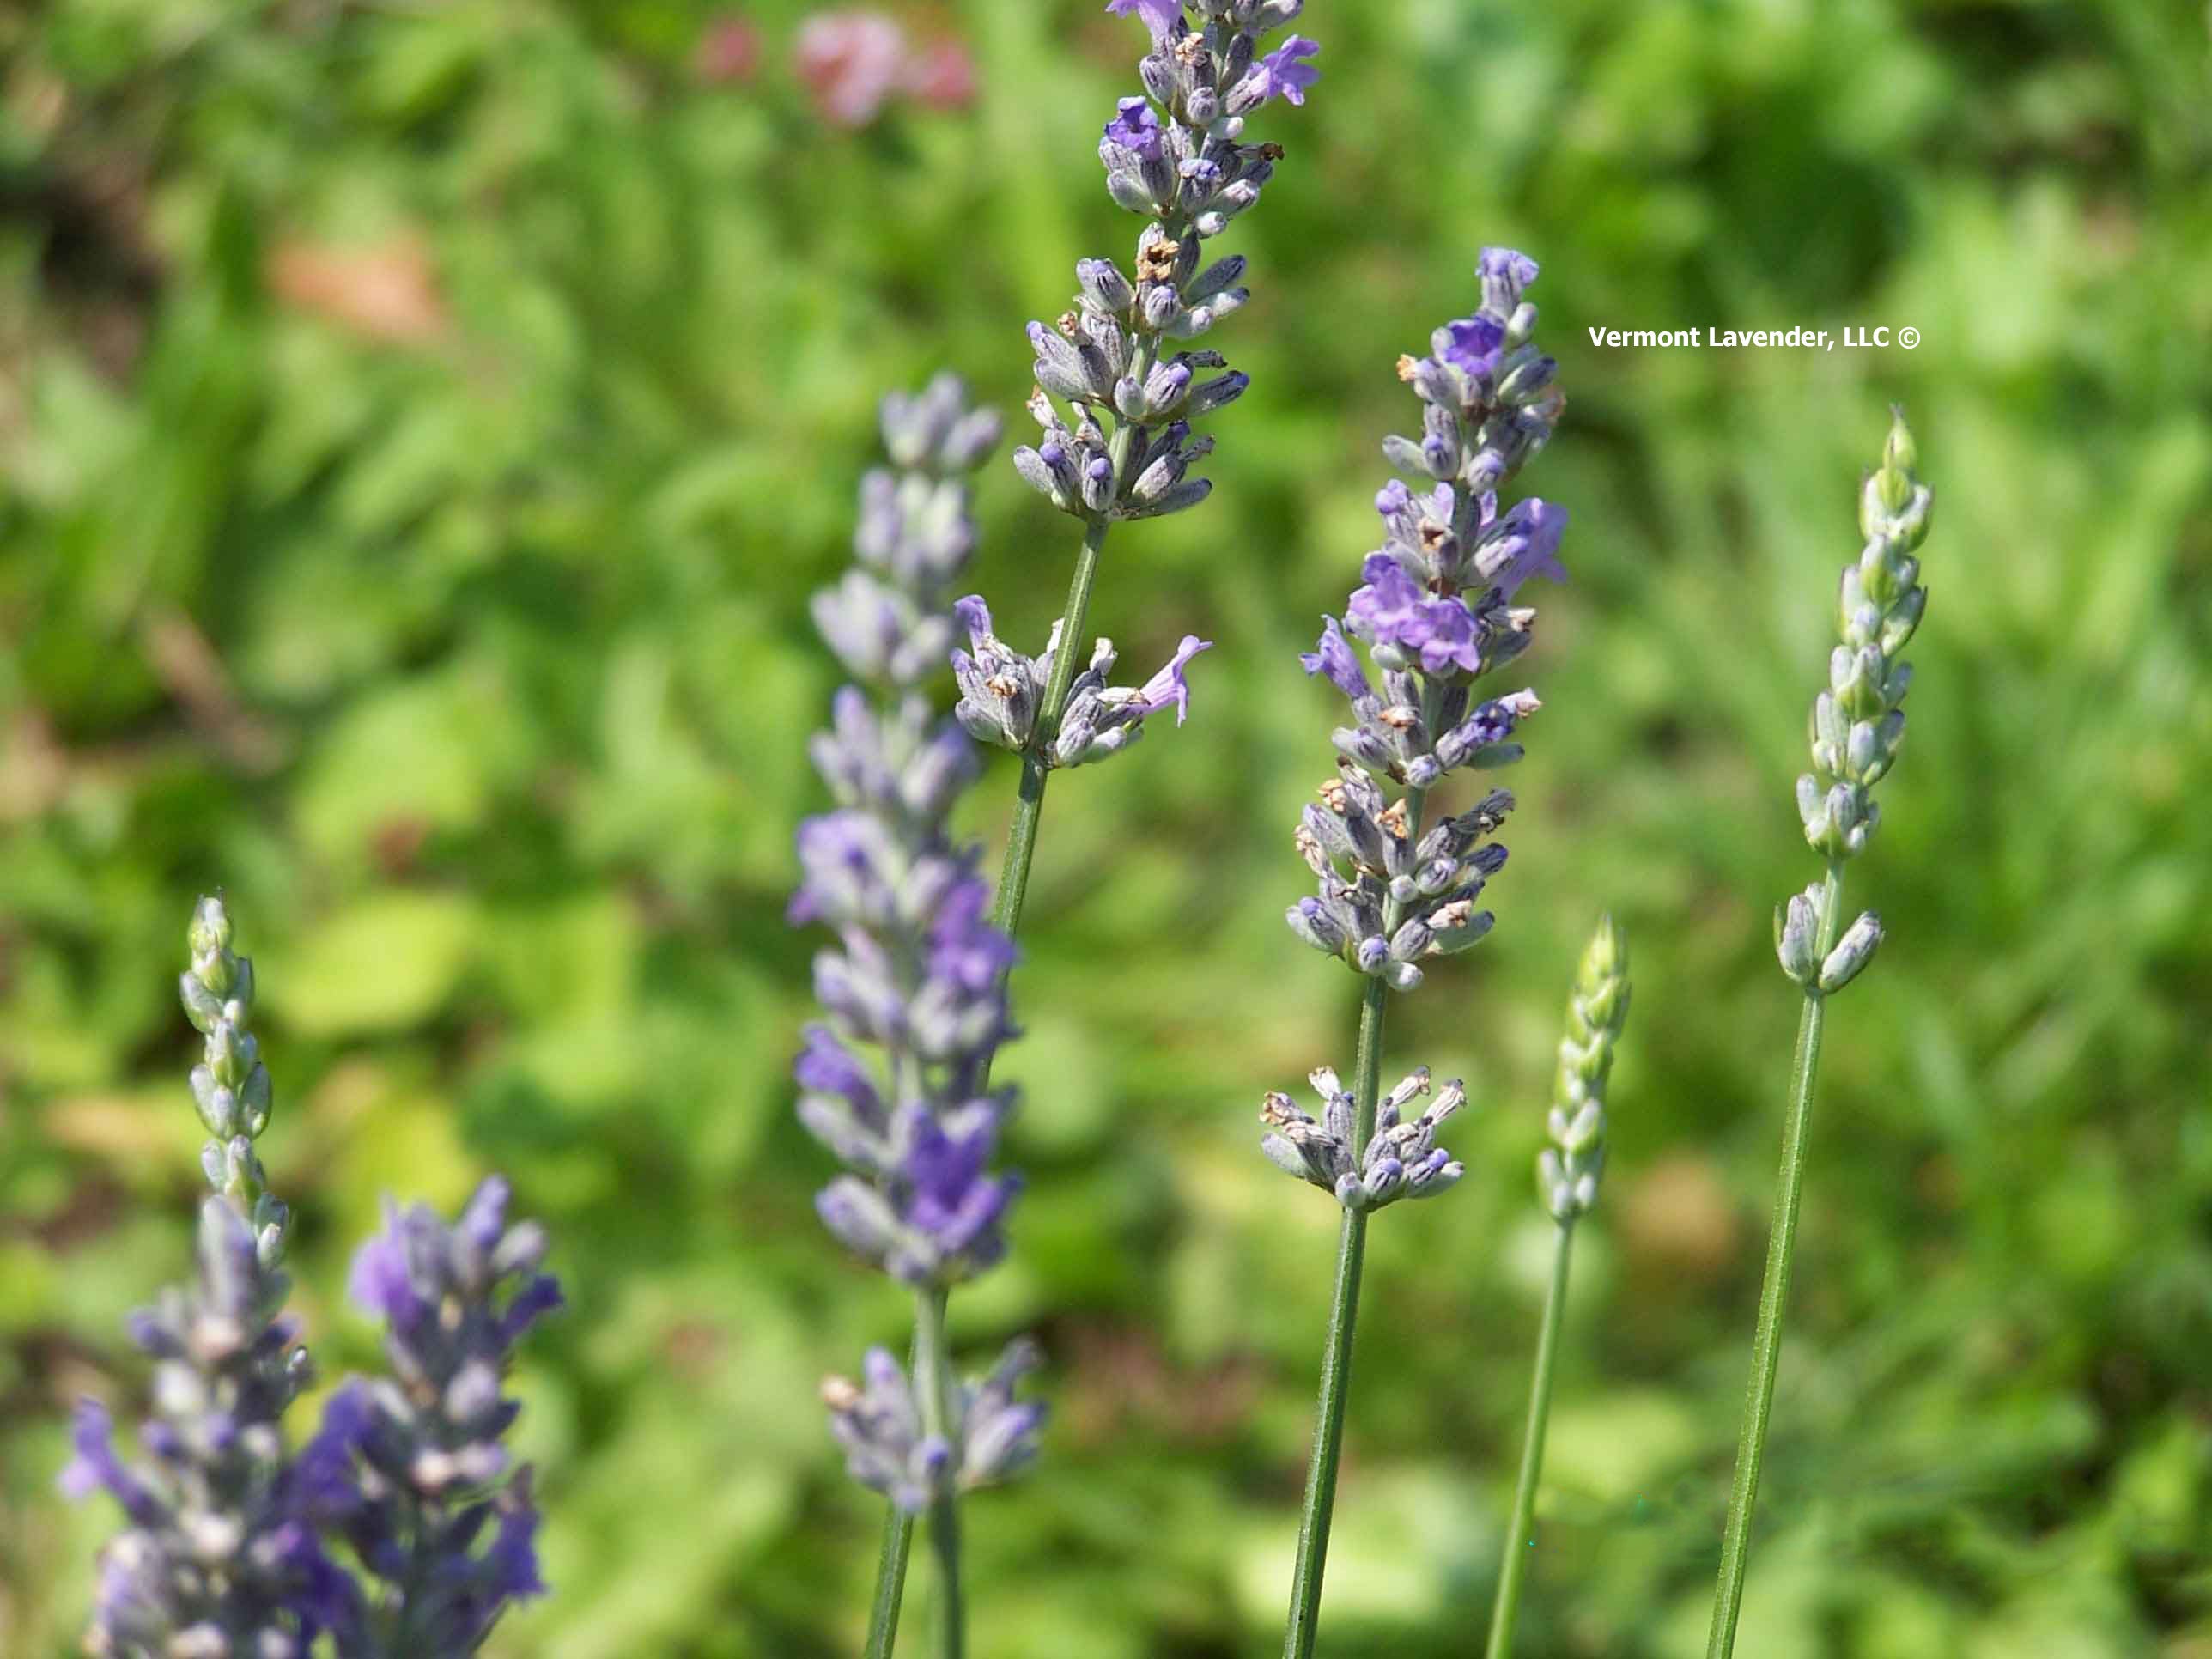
(862, 1401, 917, 1659)
(862, 1510, 912, 1658)
(912, 1285, 965, 1659)
(1281, 975, 1390, 1658)
(1484, 1219, 1577, 1659)
(1705, 860, 1843, 1658)
(990, 513, 1112, 938)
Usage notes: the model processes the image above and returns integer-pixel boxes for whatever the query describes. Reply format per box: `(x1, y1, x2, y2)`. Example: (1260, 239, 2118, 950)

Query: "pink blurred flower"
(694, 15, 763, 86)
(794, 10, 908, 128)
(902, 38, 977, 111)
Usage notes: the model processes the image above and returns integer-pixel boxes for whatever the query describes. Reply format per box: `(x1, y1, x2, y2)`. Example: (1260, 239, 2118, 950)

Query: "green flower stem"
(1282, 704, 1442, 1659)
(1706, 859, 1843, 1658)
(1281, 973, 1390, 1659)
(1484, 1218, 1577, 1659)
(860, 375, 1148, 1654)
(863, 1415, 916, 1659)
(989, 510, 1111, 940)
(912, 1285, 964, 1659)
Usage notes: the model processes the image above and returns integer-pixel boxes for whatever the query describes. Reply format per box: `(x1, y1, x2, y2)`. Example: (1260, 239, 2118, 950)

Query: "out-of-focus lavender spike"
(63, 898, 353, 1656)
(299, 1177, 562, 1651)
(792, 377, 1046, 1547)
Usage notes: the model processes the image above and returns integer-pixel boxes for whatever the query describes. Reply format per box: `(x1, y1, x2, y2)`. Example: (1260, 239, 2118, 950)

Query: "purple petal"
(1298, 617, 1371, 702)
(952, 594, 993, 644)
(1439, 313, 1505, 379)
(1135, 635, 1212, 724)
(291, 1380, 372, 1522)
(793, 1024, 881, 1115)
(1488, 498, 1570, 594)
(501, 1273, 567, 1346)
(1101, 95, 1164, 161)
(1478, 246, 1540, 289)
(459, 1176, 510, 1258)
(1105, 0, 1183, 40)
(59, 1399, 164, 1528)
(488, 1498, 546, 1601)
(349, 1205, 423, 1328)
(1237, 35, 1321, 108)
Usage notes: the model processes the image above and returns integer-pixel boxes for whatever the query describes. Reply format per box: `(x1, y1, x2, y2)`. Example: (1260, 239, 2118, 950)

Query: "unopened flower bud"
(1817, 911, 1883, 994)
(1776, 886, 1822, 984)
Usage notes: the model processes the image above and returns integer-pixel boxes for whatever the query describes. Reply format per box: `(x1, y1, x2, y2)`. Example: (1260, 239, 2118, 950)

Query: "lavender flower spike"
(793, 376, 1044, 1659)
(1486, 915, 1632, 1659)
(1539, 915, 1632, 1221)
(1708, 413, 1933, 1657)
(1017, 2, 1316, 524)
(297, 1177, 562, 1652)
(63, 897, 351, 1656)
(1273, 252, 1577, 1659)
(795, 384, 1024, 1289)
(978, 0, 1322, 823)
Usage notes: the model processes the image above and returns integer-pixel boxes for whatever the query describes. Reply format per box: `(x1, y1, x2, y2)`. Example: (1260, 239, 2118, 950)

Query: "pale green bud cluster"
(1540, 915, 1631, 1221)
(1777, 412, 1930, 995)
(1796, 410, 1930, 862)
(179, 895, 289, 1269)
(1775, 885, 1885, 994)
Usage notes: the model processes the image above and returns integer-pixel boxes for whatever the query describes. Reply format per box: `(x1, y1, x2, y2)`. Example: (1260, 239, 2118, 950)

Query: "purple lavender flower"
(1438, 313, 1507, 380)
(812, 569, 945, 687)
(347, 1224, 422, 1329)
(301, 1177, 561, 1652)
(1103, 0, 1182, 40)
(787, 808, 905, 931)
(66, 900, 565, 1656)
(65, 1252, 328, 1651)
(64, 900, 352, 1656)
(1231, 35, 1322, 112)
(1267, 254, 1576, 1651)
(1019, 0, 1318, 533)
(950, 596, 1052, 752)
(1101, 95, 1164, 162)
(824, 1340, 1048, 1514)
(797, 1024, 884, 1115)
(955, 602, 1218, 766)
(1260, 1067, 1469, 1212)
(793, 380, 1047, 1522)
(809, 685, 977, 832)
(1340, 554, 1483, 677)
(1299, 617, 1374, 704)
(1282, 253, 1569, 985)
(904, 1111, 1018, 1258)
(1478, 245, 1541, 313)
(60, 1400, 162, 1528)
(814, 1100, 1022, 1285)
(1135, 635, 1212, 722)
(1480, 496, 1571, 596)
(926, 877, 1018, 996)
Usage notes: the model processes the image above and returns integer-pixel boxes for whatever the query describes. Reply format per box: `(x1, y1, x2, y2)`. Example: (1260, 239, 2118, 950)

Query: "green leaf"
(268, 892, 481, 1036)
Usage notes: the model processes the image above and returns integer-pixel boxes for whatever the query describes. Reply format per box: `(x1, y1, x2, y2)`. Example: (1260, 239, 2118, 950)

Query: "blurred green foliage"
(3, 0, 2209, 1654)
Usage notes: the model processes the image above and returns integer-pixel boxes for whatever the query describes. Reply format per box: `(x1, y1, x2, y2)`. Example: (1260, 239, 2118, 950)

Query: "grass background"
(3, 0, 2209, 1654)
